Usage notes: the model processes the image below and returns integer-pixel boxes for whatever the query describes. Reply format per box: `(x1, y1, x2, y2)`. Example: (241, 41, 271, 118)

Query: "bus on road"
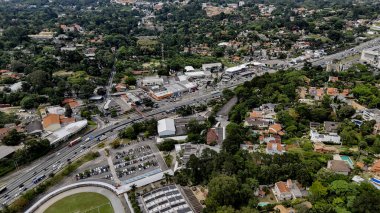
(68, 137, 82, 147)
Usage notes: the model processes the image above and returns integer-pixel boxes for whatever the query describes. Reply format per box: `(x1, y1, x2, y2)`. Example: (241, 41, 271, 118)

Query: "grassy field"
(44, 192, 114, 213)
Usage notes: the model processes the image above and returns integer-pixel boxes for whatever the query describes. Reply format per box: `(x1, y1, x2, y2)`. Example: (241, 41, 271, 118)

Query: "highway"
(1, 36, 379, 207)
(295, 36, 380, 68)
(0, 90, 225, 207)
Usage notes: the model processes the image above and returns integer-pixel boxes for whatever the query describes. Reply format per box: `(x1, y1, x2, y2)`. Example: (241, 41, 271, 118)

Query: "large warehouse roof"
(45, 120, 88, 145)
(157, 118, 175, 135)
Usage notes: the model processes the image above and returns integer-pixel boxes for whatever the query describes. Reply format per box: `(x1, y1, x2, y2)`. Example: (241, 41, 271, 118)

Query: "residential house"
(259, 134, 281, 144)
(0, 126, 24, 140)
(324, 121, 340, 133)
(362, 109, 380, 122)
(310, 130, 341, 144)
(370, 159, 380, 175)
(62, 98, 80, 109)
(327, 160, 351, 175)
(274, 181, 293, 201)
(274, 179, 304, 201)
(249, 110, 263, 119)
(268, 123, 284, 135)
(328, 76, 339, 82)
(327, 88, 339, 96)
(313, 142, 338, 153)
(266, 142, 284, 155)
(206, 127, 224, 145)
(244, 118, 270, 129)
(241, 141, 259, 152)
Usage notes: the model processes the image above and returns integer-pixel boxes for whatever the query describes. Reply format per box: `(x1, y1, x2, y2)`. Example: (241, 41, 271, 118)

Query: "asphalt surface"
(0, 90, 225, 207)
(294, 36, 380, 68)
(1, 36, 379, 208)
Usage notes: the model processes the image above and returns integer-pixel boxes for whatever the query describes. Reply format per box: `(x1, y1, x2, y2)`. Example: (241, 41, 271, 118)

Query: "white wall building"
(310, 130, 341, 144)
(141, 76, 164, 86)
(157, 118, 176, 137)
(361, 48, 380, 68)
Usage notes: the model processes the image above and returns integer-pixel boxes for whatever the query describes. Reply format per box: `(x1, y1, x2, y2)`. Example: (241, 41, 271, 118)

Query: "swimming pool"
(258, 202, 269, 207)
(340, 155, 354, 168)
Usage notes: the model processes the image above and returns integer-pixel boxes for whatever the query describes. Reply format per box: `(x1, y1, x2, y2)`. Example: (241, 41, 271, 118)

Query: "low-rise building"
(244, 118, 271, 129)
(327, 160, 351, 175)
(361, 47, 380, 69)
(266, 142, 284, 155)
(202, 63, 223, 72)
(310, 130, 341, 144)
(44, 120, 88, 146)
(141, 76, 164, 86)
(206, 127, 224, 145)
(362, 109, 380, 122)
(42, 114, 75, 132)
(157, 118, 176, 137)
(274, 179, 304, 201)
(139, 185, 194, 213)
(324, 121, 340, 133)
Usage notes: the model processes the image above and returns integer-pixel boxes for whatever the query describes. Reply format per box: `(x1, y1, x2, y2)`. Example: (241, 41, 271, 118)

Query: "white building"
(225, 64, 247, 75)
(141, 76, 164, 86)
(274, 180, 303, 201)
(184, 71, 211, 78)
(44, 120, 88, 146)
(362, 108, 380, 122)
(202, 63, 223, 72)
(310, 130, 341, 144)
(361, 48, 380, 68)
(184, 66, 195, 72)
(157, 118, 176, 137)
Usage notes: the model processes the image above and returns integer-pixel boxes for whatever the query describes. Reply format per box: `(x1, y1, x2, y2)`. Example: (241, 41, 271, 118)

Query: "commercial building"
(157, 118, 176, 137)
(42, 114, 75, 132)
(361, 47, 380, 68)
(0, 145, 24, 160)
(141, 76, 165, 86)
(184, 71, 211, 79)
(139, 185, 194, 213)
(44, 120, 88, 146)
(202, 63, 223, 72)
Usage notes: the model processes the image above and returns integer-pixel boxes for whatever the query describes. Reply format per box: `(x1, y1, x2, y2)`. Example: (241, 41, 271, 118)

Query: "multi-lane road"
(1, 36, 380, 207)
(295, 36, 380, 68)
(0, 90, 226, 207)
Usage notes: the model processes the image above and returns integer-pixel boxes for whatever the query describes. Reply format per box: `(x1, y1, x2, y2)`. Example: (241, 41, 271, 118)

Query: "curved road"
(33, 186, 124, 213)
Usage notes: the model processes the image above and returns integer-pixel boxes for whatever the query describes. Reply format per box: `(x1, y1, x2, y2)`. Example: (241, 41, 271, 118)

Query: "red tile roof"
(42, 114, 60, 129)
(276, 181, 290, 193)
(269, 123, 282, 134)
(62, 98, 80, 108)
(206, 128, 219, 145)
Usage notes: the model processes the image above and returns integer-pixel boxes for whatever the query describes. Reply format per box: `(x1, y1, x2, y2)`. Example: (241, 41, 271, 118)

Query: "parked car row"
(116, 160, 158, 178)
(75, 165, 110, 180)
(114, 145, 152, 160)
(114, 154, 155, 169)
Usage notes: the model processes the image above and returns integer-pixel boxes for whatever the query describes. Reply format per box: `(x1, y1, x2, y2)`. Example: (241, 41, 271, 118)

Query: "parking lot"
(75, 160, 114, 182)
(110, 141, 167, 183)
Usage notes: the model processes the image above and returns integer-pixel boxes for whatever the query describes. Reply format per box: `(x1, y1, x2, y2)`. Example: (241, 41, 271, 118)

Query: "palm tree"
(163, 172, 172, 184)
